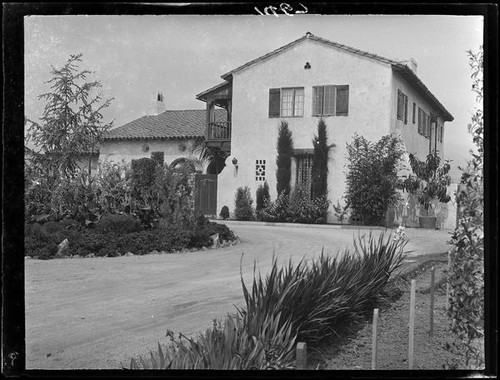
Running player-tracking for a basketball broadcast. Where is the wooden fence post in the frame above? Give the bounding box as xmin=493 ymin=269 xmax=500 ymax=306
xmin=371 ymin=308 xmax=379 ymax=370
xmin=296 ymin=342 xmax=307 ymax=370
xmin=408 ymin=279 xmax=416 ymax=369
xmin=429 ymin=266 xmax=435 ymax=336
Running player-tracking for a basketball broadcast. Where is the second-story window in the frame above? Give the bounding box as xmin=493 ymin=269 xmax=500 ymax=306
xmin=418 ymin=107 xmax=431 ymax=138
xmin=312 ymin=85 xmax=349 ymax=116
xmin=269 ymin=87 xmax=304 ymax=118
xmin=397 ymin=89 xmax=408 ymax=124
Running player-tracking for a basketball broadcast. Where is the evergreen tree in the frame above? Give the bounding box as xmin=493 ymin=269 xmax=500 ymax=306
xmin=26 ymin=53 xmax=114 ymax=180
xmin=311 ymin=118 xmax=334 ymax=199
xmin=276 ymin=121 xmax=294 ymax=196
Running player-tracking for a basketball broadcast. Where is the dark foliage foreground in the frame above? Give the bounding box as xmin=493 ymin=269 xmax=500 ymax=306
xmin=129 ymin=231 xmax=406 ymax=369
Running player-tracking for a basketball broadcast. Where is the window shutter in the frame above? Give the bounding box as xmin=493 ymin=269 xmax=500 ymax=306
xmin=336 ymin=86 xmax=349 ymax=116
xmin=397 ymin=90 xmax=402 ymax=120
xmin=404 ymin=95 xmax=408 ymax=124
xmin=417 ymin=108 xmax=422 ymax=134
xmin=412 ymin=103 xmax=416 ymax=124
xmin=312 ymin=86 xmax=324 ymax=116
xmin=269 ymin=88 xmax=280 ymax=118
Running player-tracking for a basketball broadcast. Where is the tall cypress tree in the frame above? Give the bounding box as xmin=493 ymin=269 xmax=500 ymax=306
xmin=311 ymin=118 xmax=334 ymax=199
xmin=276 ymin=121 xmax=294 ymax=196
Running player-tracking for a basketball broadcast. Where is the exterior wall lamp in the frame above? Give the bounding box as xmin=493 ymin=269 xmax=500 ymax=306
xmin=232 ymin=157 xmax=238 ymax=168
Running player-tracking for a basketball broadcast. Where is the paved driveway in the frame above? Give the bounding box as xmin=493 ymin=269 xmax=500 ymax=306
xmin=25 ymin=222 xmax=452 ymax=369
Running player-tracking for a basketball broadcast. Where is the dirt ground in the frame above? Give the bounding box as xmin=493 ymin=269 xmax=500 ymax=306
xmin=313 ymin=252 xmax=484 ymax=370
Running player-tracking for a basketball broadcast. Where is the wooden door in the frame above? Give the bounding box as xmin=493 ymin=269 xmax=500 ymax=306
xmin=194 ymin=174 xmax=218 ymax=216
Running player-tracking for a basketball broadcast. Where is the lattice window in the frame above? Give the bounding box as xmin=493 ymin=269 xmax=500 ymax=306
xmin=256 ymin=159 xmax=266 ymax=181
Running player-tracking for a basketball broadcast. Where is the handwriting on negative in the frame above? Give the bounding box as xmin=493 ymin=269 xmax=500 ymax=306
xmin=255 ymin=3 xmax=308 ymax=17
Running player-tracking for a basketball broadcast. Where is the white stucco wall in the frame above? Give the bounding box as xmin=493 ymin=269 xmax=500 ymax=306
xmin=216 ymin=39 xmax=395 ymax=221
xmin=99 ymin=139 xmax=201 ymax=167
xmin=390 ymin=71 xmax=446 ymax=162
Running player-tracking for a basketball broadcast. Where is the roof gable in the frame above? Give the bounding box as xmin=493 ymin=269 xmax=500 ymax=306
xmin=218 ymin=32 xmax=453 ymax=121
xmin=104 ymin=109 xmax=226 ymax=141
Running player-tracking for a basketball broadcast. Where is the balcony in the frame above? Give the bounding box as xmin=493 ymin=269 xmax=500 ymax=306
xmin=208 ymin=121 xmax=231 ymax=141
xmin=196 ymin=80 xmax=233 ymax=153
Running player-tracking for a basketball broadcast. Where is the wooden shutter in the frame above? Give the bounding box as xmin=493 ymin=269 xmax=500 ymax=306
xmin=412 ymin=103 xmax=416 ymax=124
xmin=397 ymin=90 xmax=402 ymax=120
xmin=312 ymin=86 xmax=324 ymax=116
xmin=269 ymin=88 xmax=280 ymax=118
xmin=336 ymin=86 xmax=349 ymax=116
xmin=404 ymin=95 xmax=408 ymax=124
xmin=417 ymin=108 xmax=422 ymax=134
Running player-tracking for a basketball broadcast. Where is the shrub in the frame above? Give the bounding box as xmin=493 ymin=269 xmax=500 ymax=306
xmin=255 ymin=182 xmax=270 ymax=220
xmin=48 ymin=170 xmax=102 ymax=225
xmin=345 ymin=133 xmax=404 ymax=226
xmin=25 ymin=221 xmax=81 ymax=258
xmin=276 ymin=121 xmax=293 ymax=196
xmin=94 ymin=160 xmax=132 ymax=215
xmin=94 ymin=213 xmax=143 ymax=234
xmin=219 ymin=205 xmax=230 ymax=220
xmin=239 ymin=232 xmax=406 ymax=345
xmin=258 ymin=187 xmax=330 ymax=224
xmin=234 ymin=187 xmax=255 ymax=221
xmin=24 ymin=228 xmax=58 ymax=259
xmin=206 ymin=221 xmax=237 ymax=243
xmin=153 ymin=164 xmax=196 ymax=229
xmin=189 ymin=213 xmax=237 ymax=247
xmin=259 ymin=191 xmax=290 ymax=223
xmin=288 ymin=185 xmax=330 ymax=224
xmin=447 ymin=46 xmax=484 ymax=369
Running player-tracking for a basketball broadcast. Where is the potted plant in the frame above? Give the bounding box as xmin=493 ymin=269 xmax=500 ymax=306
xmin=403 ymin=152 xmax=452 ymax=229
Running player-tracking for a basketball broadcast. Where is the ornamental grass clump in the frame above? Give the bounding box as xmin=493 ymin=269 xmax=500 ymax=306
xmin=239 ymin=231 xmax=406 ymax=345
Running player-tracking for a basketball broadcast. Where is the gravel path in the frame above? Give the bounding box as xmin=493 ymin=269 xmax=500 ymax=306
xmin=25 ymin=223 xmax=452 ymax=369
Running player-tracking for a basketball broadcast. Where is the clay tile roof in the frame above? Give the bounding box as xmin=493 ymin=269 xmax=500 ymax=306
xmin=104 ymin=109 xmax=226 ymax=141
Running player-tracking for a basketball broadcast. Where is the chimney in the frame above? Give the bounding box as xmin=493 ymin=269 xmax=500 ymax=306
xmin=156 ymin=92 xmax=166 ymax=114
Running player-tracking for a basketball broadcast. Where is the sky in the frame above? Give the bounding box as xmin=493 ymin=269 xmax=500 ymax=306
xmin=24 ymin=14 xmax=483 ymax=182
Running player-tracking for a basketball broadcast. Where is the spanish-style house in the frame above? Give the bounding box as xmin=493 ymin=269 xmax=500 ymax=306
xmin=196 ymin=32 xmax=454 ymax=224
xmin=100 ymin=94 xmax=225 ymax=170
